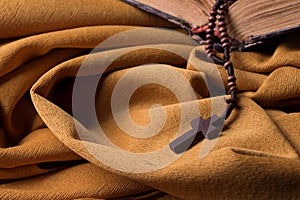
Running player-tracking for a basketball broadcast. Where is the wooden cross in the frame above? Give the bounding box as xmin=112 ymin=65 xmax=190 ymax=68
xmin=169 ymin=115 xmax=224 ymax=154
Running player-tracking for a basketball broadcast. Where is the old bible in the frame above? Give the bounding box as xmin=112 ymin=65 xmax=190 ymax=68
xmin=123 ymin=0 xmax=300 ymax=50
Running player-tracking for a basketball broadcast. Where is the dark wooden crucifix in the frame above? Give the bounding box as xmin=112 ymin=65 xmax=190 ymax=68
xmin=169 ymin=115 xmax=224 ymax=154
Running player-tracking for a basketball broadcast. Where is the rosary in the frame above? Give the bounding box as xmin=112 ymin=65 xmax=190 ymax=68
xmin=169 ymin=0 xmax=238 ymax=153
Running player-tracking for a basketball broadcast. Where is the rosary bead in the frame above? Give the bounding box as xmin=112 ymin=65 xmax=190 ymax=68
xmin=224 ymin=52 xmax=230 ymax=61
xmin=205 ymin=48 xmax=213 ymax=54
xmin=231 ymin=89 xmax=238 ymax=96
xmin=227 ymin=66 xmax=235 ymax=76
xmin=210 ymin=10 xmax=217 ymax=16
xmin=218 ymin=10 xmax=226 ymax=16
xmin=208 ymin=22 xmax=216 ymax=29
xmin=206 ymin=28 xmax=214 ymax=35
xmin=223 ymin=47 xmax=230 ymax=61
xmin=207 ymin=52 xmax=214 ymax=58
xmin=224 ymin=61 xmax=232 ymax=69
xmin=220 ymin=32 xmax=229 ymax=38
xmin=222 ymin=42 xmax=231 ymax=48
xmin=220 ymin=4 xmax=228 ymax=11
xmin=217 ymin=15 xmax=225 ymax=21
xmin=220 ymin=4 xmax=225 ymax=10
xmin=205 ymin=44 xmax=213 ymax=50
xmin=228 ymin=81 xmax=236 ymax=88
xmin=213 ymin=0 xmax=224 ymax=10
xmin=206 ymin=34 xmax=214 ymax=40
xmin=219 ymin=26 xmax=227 ymax=33
xmin=219 ymin=21 xmax=227 ymax=27
xmin=223 ymin=46 xmax=230 ymax=54
xmin=206 ymin=39 xmax=214 ymax=44
xmin=221 ymin=37 xmax=230 ymax=44
xmin=208 ymin=16 xmax=216 ymax=22
xmin=228 ymin=86 xmax=237 ymax=94
xmin=228 ymin=76 xmax=236 ymax=82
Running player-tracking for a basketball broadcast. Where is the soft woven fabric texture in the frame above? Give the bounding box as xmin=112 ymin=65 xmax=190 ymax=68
xmin=0 ymin=0 xmax=299 ymax=199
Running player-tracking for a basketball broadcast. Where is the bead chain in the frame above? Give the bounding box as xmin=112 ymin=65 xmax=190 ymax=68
xmin=205 ymin=0 xmax=238 ymax=119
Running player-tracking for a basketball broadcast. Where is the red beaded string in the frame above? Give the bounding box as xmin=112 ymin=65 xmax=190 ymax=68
xmin=205 ymin=0 xmax=238 ymax=119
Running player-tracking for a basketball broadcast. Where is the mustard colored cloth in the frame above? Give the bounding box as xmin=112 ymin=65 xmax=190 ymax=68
xmin=0 ymin=0 xmax=299 ymax=199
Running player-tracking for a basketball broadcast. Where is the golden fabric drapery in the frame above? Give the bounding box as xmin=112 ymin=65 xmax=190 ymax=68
xmin=0 ymin=0 xmax=299 ymax=199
